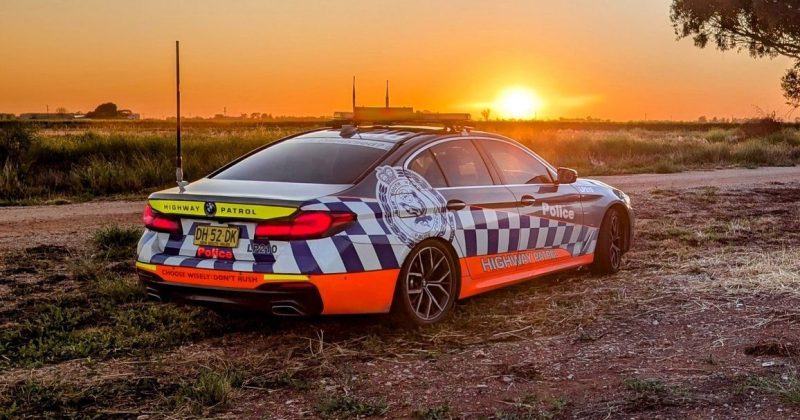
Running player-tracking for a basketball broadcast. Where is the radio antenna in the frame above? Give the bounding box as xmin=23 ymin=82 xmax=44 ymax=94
xmin=352 ymin=76 xmax=356 ymax=112
xmin=175 ymin=41 xmax=188 ymax=192
xmin=385 ymin=80 xmax=389 ymax=108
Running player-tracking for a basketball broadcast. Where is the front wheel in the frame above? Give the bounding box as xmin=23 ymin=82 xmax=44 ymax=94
xmin=392 ymin=240 xmax=458 ymax=327
xmin=590 ymin=207 xmax=625 ymax=275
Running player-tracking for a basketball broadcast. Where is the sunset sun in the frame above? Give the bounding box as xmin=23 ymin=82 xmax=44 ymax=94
xmin=495 ymin=87 xmax=543 ymax=120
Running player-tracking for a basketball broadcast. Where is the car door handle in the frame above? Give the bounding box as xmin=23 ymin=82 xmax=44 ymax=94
xmin=446 ymin=199 xmax=467 ymax=211
xmin=520 ymin=195 xmax=536 ymax=207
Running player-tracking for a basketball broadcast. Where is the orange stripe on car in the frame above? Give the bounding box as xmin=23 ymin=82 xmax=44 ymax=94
xmin=459 ymin=250 xmax=593 ymax=298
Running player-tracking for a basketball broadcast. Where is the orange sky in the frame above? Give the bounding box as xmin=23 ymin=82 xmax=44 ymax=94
xmin=0 ymin=0 xmax=794 ymax=121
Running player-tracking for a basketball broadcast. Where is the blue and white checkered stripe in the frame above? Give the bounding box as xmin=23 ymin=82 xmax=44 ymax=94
xmin=451 ymin=206 xmax=597 ymax=258
xmin=137 ymin=196 xmax=598 ymax=275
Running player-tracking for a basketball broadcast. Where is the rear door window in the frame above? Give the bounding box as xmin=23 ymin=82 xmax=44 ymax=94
xmin=430 ymin=140 xmax=494 ymax=187
xmin=212 ymin=138 xmax=391 ymax=184
xmin=408 ymin=149 xmax=447 ymax=187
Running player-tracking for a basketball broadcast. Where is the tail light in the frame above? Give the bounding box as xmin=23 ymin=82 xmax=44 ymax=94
xmin=255 ymin=211 xmax=356 ymax=240
xmin=143 ymin=204 xmax=182 ymax=234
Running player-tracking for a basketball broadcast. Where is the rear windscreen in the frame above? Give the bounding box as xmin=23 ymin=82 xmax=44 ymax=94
xmin=211 ymin=137 xmax=392 ymax=184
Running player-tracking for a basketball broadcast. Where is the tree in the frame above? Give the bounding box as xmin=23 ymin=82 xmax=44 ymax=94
xmin=481 ymin=108 xmax=492 ymax=121
xmin=55 ymin=107 xmax=68 ymax=114
xmin=85 ymin=102 xmax=119 ymax=119
xmin=671 ymin=0 xmax=800 ymax=106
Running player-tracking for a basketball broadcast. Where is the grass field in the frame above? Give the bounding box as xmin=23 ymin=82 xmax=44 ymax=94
xmin=1 ymin=120 xmax=799 ymax=204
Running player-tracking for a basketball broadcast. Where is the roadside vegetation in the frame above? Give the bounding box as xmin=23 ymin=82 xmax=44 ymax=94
xmin=1 ymin=119 xmax=799 ymax=204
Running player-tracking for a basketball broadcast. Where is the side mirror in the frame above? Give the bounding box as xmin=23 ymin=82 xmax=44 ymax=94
xmin=557 ymin=167 xmax=578 ymax=184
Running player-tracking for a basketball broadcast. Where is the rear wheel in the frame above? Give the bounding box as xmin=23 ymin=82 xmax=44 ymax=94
xmin=392 ymin=240 xmax=458 ymax=327
xmin=590 ymin=207 xmax=625 ymax=274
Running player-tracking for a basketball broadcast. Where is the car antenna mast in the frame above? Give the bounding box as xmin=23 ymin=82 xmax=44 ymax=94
xmin=175 ymin=40 xmax=188 ymax=192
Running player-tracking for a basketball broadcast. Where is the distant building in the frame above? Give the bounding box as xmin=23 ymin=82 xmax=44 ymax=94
xmin=118 ymin=109 xmax=141 ymax=120
xmin=0 ymin=113 xmax=15 ymax=120
xmin=18 ymin=113 xmax=76 ymax=120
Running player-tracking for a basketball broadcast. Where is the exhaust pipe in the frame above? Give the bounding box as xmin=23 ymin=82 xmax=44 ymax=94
xmin=271 ymin=305 xmax=303 ymax=316
xmin=145 ymin=287 xmax=163 ymax=302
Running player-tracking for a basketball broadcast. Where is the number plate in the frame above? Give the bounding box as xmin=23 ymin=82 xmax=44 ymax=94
xmin=193 ymin=225 xmax=240 ymax=248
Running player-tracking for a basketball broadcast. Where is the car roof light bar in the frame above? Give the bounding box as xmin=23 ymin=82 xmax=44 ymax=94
xmin=331 ymin=106 xmax=471 ymax=128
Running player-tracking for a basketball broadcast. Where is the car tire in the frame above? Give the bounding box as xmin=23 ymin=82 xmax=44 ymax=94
xmin=391 ymin=240 xmax=459 ymax=327
xmin=590 ymin=207 xmax=625 ymax=275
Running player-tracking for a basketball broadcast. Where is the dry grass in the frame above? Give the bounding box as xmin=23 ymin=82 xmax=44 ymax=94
xmin=2 ymin=121 xmax=800 ymax=203
xmin=688 ymin=249 xmax=800 ymax=297
xmin=2 ymin=184 xmax=800 ymax=417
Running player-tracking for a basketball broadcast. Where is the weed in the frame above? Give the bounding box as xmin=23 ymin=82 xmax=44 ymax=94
xmin=623 ymin=377 xmax=669 ymax=394
xmin=622 ymin=377 xmax=685 ymax=410
xmin=739 ymin=375 xmax=800 ymax=404
xmin=412 ymin=403 xmax=451 ymax=420
xmin=315 ymin=394 xmax=389 ymax=419
xmin=175 ymin=369 xmax=241 ymax=413
xmin=493 ymin=394 xmax=567 ymax=419
xmin=269 ymin=370 xmax=312 ymax=390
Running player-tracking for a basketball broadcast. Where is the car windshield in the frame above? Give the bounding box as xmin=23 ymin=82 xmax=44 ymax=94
xmin=211 ymin=137 xmax=392 ymax=184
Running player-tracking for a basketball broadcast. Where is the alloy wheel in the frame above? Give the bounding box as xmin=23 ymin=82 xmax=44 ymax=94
xmin=405 ymin=246 xmax=454 ymax=321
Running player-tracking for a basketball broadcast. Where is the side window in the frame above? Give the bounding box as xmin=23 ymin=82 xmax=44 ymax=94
xmin=408 ymin=149 xmax=447 ymax=188
xmin=430 ymin=140 xmax=494 ymax=187
xmin=479 ymin=140 xmax=552 ymax=184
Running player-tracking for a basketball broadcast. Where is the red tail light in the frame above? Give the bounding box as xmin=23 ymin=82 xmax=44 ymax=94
xmin=255 ymin=211 xmax=356 ymax=240
xmin=143 ymin=204 xmax=182 ymax=234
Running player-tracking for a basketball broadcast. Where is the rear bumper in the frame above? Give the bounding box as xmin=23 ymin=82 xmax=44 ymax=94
xmin=138 ymin=269 xmax=323 ymax=316
xmin=136 ymin=262 xmax=400 ymax=315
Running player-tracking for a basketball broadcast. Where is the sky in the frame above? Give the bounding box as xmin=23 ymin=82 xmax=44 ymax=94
xmin=0 ymin=0 xmax=794 ymax=121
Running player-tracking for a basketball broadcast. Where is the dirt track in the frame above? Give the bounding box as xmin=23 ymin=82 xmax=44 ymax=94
xmin=1 ymin=166 xmax=797 ymax=251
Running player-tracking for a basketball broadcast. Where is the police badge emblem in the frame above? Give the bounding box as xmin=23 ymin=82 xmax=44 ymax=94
xmin=375 ymin=166 xmax=455 ymax=248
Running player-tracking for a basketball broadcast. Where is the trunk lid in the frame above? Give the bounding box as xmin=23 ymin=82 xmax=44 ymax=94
xmin=147 ymin=179 xmax=352 ymax=264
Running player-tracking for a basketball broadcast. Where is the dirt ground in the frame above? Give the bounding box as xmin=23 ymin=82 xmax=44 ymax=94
xmin=1 ymin=167 xmax=800 ymax=419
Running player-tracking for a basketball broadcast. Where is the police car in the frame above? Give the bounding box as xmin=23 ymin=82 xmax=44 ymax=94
xmin=136 ymin=107 xmax=633 ymax=325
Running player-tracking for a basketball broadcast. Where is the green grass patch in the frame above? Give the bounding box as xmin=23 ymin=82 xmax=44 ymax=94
xmin=0 ymin=300 xmax=221 ymax=368
xmin=623 ymin=377 xmax=670 ymax=394
xmin=92 ymin=225 xmax=141 ymax=260
xmin=315 ymin=394 xmax=389 ymax=419
xmin=173 ymin=368 xmax=242 ymax=414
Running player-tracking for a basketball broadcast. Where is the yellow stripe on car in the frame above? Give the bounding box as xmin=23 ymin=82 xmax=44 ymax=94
xmin=149 ymin=199 xmax=295 ymax=220
xmin=263 ymin=274 xmax=309 ymax=282
xmin=136 ymin=262 xmax=157 ymax=272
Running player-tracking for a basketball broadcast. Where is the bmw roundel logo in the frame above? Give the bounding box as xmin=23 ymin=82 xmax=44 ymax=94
xmin=204 ymin=201 xmax=216 ymax=217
